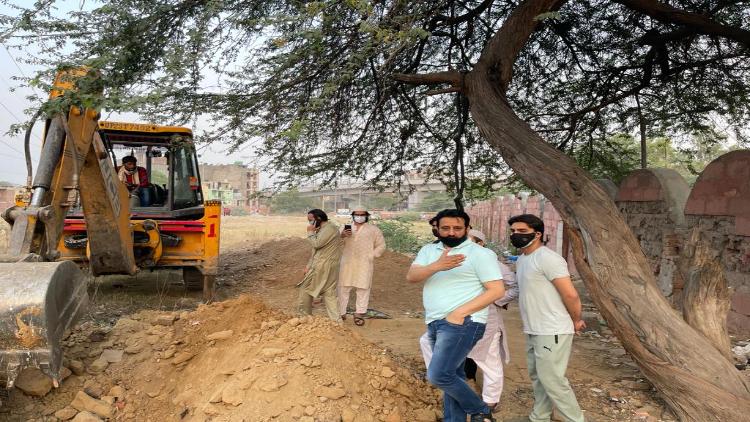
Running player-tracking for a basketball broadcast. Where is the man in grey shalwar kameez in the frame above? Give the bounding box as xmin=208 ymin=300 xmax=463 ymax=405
xmin=298 ymin=209 xmax=342 ymax=321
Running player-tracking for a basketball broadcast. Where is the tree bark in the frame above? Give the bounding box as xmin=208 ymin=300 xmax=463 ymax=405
xmin=680 ymin=227 xmax=733 ymax=362
xmin=467 ymin=1 xmax=749 ymax=420
xmin=463 ymin=70 xmax=750 ymax=422
xmin=394 ymin=0 xmax=750 ymax=418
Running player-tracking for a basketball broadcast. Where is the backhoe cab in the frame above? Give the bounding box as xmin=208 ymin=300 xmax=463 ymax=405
xmin=60 ymin=121 xmax=221 ymax=292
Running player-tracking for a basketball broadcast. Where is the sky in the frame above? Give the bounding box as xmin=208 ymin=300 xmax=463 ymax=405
xmin=0 ymin=1 xmax=270 ymax=187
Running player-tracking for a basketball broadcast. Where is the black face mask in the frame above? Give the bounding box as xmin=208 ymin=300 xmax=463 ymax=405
xmin=431 ymin=228 xmax=439 ymax=237
xmin=510 ymin=232 xmax=537 ymax=249
xmin=439 ymin=235 xmax=467 ymax=248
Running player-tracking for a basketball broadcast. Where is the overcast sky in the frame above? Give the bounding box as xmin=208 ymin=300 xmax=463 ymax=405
xmin=0 ymin=1 xmax=271 ymax=187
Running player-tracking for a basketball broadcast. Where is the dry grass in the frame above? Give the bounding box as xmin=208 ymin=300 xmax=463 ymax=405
xmin=220 ymin=215 xmax=310 ymax=247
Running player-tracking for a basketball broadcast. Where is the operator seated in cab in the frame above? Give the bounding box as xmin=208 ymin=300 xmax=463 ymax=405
xmin=118 ymin=155 xmax=151 ymax=208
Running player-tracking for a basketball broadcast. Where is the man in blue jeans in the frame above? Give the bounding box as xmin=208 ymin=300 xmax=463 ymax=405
xmin=407 ymin=209 xmax=506 ymax=422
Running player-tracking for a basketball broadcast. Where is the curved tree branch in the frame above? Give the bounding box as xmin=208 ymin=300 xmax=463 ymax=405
xmin=614 ymin=0 xmax=750 ymax=47
xmin=391 ymin=70 xmax=462 ymax=86
xmin=475 ymin=0 xmax=567 ymax=94
xmin=434 ymin=0 xmax=496 ymax=25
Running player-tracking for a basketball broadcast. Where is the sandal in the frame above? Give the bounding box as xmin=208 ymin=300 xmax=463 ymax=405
xmin=353 ymin=313 xmax=366 ymax=326
xmin=469 ymin=413 xmax=496 ymax=422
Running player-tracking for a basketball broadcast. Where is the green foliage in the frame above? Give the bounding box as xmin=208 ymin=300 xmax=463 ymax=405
xmin=1 ymin=0 xmax=747 ymax=197
xmin=269 ymin=188 xmax=317 ymax=214
xmin=646 ymin=130 xmax=735 ymax=184
xmin=570 ymin=130 xmax=735 ymax=185
xmin=573 ymin=133 xmax=640 ymax=184
xmin=394 ymin=212 xmax=421 ymax=222
xmin=375 ymin=220 xmax=427 ymax=254
xmin=362 ymin=193 xmax=399 ymax=211
xmin=418 ymin=192 xmax=455 ymax=212
xmin=151 ymin=170 xmax=168 ymax=186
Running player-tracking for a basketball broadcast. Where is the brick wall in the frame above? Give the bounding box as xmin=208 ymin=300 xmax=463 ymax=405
xmin=684 ymin=150 xmax=750 ymax=333
xmin=465 ymin=150 xmax=750 ymax=335
xmin=615 ymin=168 xmax=690 ymax=299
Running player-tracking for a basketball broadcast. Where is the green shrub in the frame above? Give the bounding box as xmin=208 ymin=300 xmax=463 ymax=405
xmin=376 ymin=220 xmax=428 ymax=254
xmin=395 ymin=212 xmax=421 ymax=222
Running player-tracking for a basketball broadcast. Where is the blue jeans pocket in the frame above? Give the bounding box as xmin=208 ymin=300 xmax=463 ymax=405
xmin=444 ymin=315 xmax=472 ymax=327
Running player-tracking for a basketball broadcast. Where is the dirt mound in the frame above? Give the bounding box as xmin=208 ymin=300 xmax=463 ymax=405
xmin=5 ymin=295 xmax=440 ymax=422
xmin=220 ymin=237 xmax=423 ymax=316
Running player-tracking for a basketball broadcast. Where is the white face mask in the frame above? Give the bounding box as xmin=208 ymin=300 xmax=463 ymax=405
xmin=353 ymin=216 xmax=367 ymax=224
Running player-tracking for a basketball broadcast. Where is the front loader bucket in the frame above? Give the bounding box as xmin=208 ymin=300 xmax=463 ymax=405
xmin=0 ymin=261 xmax=88 ymax=389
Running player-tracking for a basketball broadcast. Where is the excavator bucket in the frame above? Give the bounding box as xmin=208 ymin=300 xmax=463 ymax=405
xmin=0 ymin=261 xmax=88 ymax=390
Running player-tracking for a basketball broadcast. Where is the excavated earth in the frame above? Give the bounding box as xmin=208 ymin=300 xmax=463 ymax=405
xmin=4 ymin=219 xmax=742 ymax=422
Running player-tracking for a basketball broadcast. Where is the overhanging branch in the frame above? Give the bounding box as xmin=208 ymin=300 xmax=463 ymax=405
xmin=615 ymin=0 xmax=750 ymax=48
xmin=475 ymin=0 xmax=567 ymax=94
xmin=434 ymin=0 xmax=496 ymax=25
xmin=391 ymin=70 xmax=462 ymax=86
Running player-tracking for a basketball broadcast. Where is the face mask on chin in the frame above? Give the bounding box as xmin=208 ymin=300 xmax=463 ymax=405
xmin=439 ymin=235 xmax=467 ymax=248
xmin=510 ymin=232 xmax=537 ymax=249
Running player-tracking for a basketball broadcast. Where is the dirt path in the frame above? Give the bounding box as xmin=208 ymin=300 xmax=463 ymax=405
xmin=2 ymin=216 xmax=678 ymax=421
xmin=217 ymin=237 xmax=675 ymax=422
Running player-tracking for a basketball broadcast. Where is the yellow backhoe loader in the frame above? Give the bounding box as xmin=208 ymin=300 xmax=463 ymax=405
xmin=0 ymin=70 xmax=220 ymax=398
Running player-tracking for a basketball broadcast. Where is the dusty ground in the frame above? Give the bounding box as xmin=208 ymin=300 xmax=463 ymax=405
xmin=0 ymin=215 xmax=699 ymax=421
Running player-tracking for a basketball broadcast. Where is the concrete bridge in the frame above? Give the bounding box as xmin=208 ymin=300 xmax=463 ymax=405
xmin=297 ymin=175 xmax=446 ymax=210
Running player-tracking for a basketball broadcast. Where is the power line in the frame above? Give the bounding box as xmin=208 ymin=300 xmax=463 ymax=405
xmin=3 ymin=45 xmax=28 ymax=79
xmin=0 ymin=100 xmax=28 ymax=129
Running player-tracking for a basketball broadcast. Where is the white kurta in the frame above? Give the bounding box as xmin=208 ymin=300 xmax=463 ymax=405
xmin=338 ymin=223 xmax=386 ymax=289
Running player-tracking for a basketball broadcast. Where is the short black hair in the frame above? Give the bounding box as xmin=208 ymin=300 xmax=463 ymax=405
xmin=428 ymin=216 xmax=438 ymax=226
xmin=435 ymin=209 xmax=470 ymax=228
xmin=307 ymin=208 xmax=328 ymax=221
xmin=122 ymin=155 xmax=137 ymax=164
xmin=508 ymin=214 xmax=544 ymax=235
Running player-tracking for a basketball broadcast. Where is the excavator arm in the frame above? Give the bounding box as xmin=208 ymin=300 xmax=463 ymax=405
xmin=0 ymin=70 xmax=136 ymax=392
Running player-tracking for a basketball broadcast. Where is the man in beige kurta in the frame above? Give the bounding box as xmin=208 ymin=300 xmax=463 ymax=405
xmin=299 ymin=209 xmax=342 ymax=321
xmin=338 ymin=206 xmax=386 ymax=318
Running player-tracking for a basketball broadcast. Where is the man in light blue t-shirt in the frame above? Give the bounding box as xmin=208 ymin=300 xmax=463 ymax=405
xmin=407 ymin=209 xmax=505 ymax=422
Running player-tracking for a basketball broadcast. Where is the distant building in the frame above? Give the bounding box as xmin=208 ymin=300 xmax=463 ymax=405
xmin=297 ymin=171 xmax=447 ymax=211
xmin=0 ymin=184 xmax=18 ymax=211
xmin=199 ymin=163 xmax=259 ymax=209
xmin=202 ymin=180 xmax=235 ymax=204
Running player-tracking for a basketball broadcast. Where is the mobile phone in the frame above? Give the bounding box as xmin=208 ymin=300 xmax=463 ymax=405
xmin=344 ymin=224 xmax=352 ymax=231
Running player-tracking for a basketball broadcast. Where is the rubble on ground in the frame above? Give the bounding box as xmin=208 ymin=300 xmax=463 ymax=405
xmin=4 ymin=295 xmax=440 ymax=421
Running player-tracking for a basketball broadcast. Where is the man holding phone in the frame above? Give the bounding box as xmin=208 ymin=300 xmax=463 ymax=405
xmin=338 ymin=206 xmax=386 ymax=322
xmin=298 ymin=209 xmax=342 ymax=321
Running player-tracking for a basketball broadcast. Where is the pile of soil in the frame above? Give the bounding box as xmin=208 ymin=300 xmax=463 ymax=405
xmin=4 ymin=295 xmax=441 ymax=422
xmin=217 ymin=237 xmax=423 ymax=316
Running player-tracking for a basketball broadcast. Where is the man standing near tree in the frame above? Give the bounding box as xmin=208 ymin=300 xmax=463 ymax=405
xmin=338 ymin=206 xmax=386 ymax=321
xmin=509 ymin=214 xmax=585 ymax=422
xmin=299 ymin=209 xmax=342 ymax=322
xmin=407 ymin=209 xmax=505 ymax=422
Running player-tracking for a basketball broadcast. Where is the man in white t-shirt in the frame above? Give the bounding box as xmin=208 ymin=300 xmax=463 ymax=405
xmin=509 ymin=214 xmax=585 ymax=422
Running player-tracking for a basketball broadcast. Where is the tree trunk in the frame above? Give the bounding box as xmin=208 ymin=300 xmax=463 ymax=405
xmin=680 ymin=227 xmax=733 ymax=362
xmin=464 ymin=71 xmax=750 ymax=421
